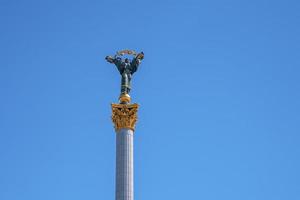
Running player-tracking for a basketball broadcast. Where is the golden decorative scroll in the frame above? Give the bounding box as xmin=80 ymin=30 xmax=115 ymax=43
xmin=116 ymin=49 xmax=137 ymax=56
xmin=111 ymin=103 xmax=139 ymax=132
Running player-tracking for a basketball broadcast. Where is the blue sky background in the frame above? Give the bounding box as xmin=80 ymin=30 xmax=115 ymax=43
xmin=1 ymin=0 xmax=300 ymax=199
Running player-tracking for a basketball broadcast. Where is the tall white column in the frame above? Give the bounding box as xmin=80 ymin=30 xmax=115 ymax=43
xmin=115 ymin=128 xmax=134 ymax=200
xmin=111 ymin=103 xmax=138 ymax=200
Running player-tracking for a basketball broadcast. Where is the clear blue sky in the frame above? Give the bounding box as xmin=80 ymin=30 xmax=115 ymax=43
xmin=1 ymin=0 xmax=300 ymax=199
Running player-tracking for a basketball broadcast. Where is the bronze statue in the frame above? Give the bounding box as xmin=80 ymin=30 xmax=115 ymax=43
xmin=106 ymin=50 xmax=144 ymax=96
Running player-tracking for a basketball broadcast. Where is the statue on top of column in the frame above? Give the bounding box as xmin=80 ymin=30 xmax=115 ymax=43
xmin=105 ymin=50 xmax=144 ymax=96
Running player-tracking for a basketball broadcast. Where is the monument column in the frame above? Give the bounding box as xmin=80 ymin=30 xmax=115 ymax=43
xmin=112 ymin=97 xmax=138 ymax=200
xmin=106 ymin=49 xmax=143 ymax=200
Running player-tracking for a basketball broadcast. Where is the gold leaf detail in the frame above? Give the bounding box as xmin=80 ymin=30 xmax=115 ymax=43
xmin=111 ymin=103 xmax=139 ymax=132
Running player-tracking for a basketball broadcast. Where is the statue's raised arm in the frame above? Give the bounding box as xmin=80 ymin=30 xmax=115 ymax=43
xmin=106 ymin=55 xmax=124 ymax=74
xmin=130 ymin=52 xmax=144 ymax=74
xmin=105 ymin=55 xmax=114 ymax=63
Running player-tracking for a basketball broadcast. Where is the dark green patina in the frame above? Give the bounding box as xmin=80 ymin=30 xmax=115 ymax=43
xmin=106 ymin=51 xmax=144 ymax=95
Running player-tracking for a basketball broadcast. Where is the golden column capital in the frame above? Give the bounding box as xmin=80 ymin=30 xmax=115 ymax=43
xmin=111 ymin=103 xmax=139 ymax=132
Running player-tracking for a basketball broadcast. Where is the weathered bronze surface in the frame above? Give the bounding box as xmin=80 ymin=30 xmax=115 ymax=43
xmin=105 ymin=50 xmax=144 ymax=96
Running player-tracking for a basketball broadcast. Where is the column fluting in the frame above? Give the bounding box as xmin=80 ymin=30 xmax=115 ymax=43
xmin=115 ymin=128 xmax=134 ymax=200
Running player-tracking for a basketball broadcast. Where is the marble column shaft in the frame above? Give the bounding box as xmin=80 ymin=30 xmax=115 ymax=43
xmin=115 ymin=128 xmax=134 ymax=200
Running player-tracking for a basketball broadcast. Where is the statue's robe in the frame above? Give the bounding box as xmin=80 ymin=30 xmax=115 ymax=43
xmin=113 ymin=57 xmax=141 ymax=94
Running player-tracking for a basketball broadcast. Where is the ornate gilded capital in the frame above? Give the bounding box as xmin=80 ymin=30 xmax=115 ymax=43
xmin=111 ymin=103 xmax=139 ymax=132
